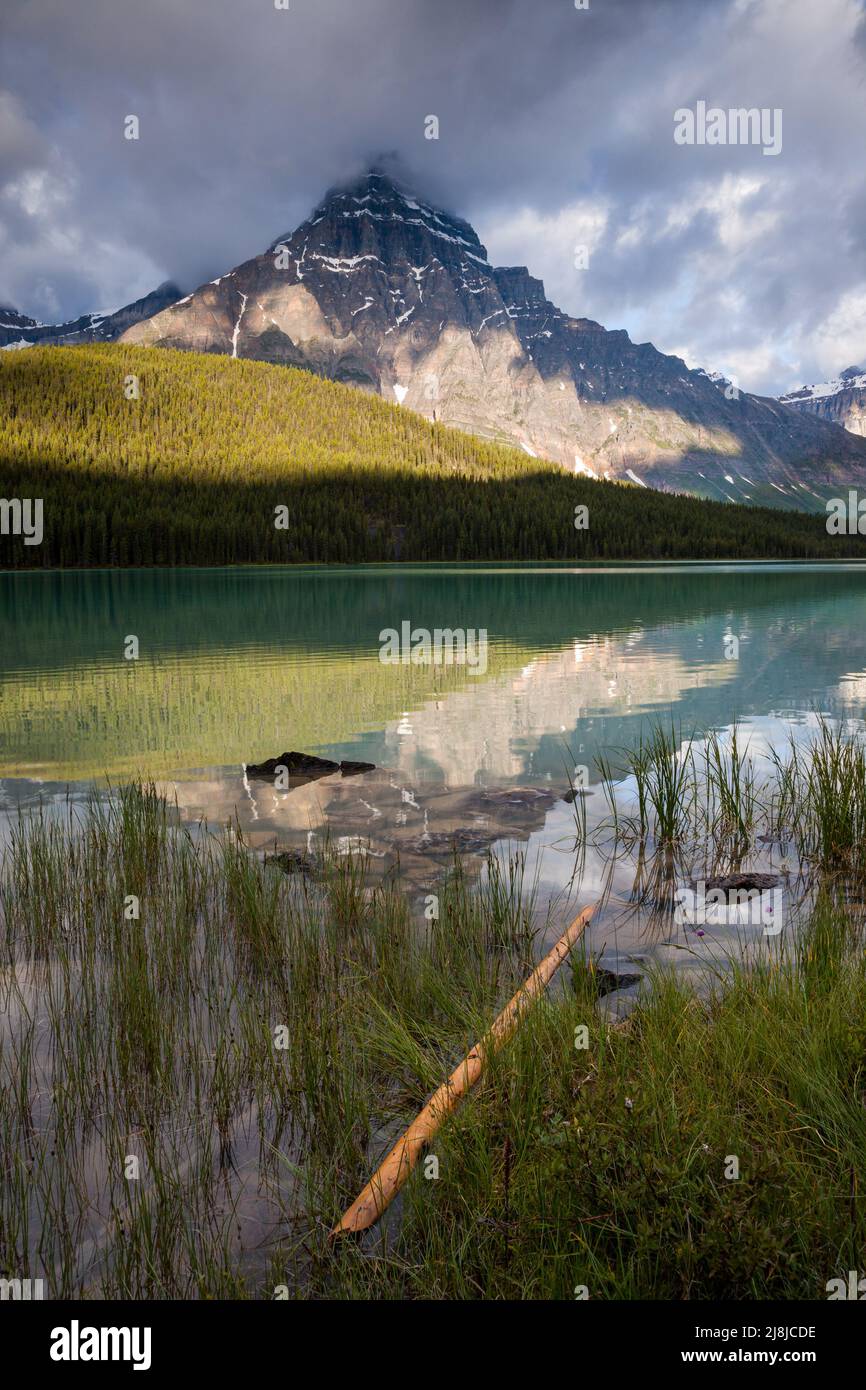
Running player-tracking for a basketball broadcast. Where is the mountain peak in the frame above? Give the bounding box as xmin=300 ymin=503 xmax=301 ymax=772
xmin=270 ymin=164 xmax=490 ymax=272
xmin=313 ymin=165 xmax=421 ymax=216
xmin=119 ymin=170 xmax=866 ymax=501
xmin=311 ymin=166 xmax=474 ymax=232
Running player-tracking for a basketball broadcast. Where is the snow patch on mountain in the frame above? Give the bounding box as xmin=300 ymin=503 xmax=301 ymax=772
xmin=781 ymin=366 xmax=866 ymax=403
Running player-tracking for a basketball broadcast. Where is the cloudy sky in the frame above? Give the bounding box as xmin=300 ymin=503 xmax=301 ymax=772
xmin=2 ymin=0 xmax=865 ymax=395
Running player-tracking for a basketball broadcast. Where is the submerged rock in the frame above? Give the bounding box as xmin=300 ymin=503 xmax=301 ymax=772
xmin=480 ymin=787 xmax=557 ymax=811
xmin=574 ymin=965 xmax=642 ymax=998
xmin=265 ymin=849 xmax=320 ymax=878
xmin=703 ymin=872 xmax=780 ymax=892
xmin=404 ymin=828 xmax=501 ymax=856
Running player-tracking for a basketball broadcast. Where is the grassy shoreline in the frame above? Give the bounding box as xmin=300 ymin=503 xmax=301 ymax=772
xmin=2 ymin=741 xmax=865 ymax=1299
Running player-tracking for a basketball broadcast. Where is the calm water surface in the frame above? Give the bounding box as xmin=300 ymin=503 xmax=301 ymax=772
xmin=3 ymin=562 xmax=866 ymax=979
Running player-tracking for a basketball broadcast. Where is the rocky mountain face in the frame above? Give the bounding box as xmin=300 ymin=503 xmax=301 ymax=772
xmin=0 ymin=282 xmax=181 ymax=350
xmin=780 ymin=367 xmax=866 ymax=440
xmin=117 ymin=169 xmax=866 ymax=509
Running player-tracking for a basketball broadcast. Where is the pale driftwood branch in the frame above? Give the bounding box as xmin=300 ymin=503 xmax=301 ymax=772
xmin=331 ymin=902 xmax=596 ymax=1237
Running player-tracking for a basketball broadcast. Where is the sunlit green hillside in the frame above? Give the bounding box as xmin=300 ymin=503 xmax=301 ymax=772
xmin=2 ymin=344 xmax=864 ymax=566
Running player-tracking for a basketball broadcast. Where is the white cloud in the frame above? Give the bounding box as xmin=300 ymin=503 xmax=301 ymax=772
xmin=480 ymin=199 xmax=610 ymax=302
xmin=662 ymin=175 xmax=780 ymax=252
xmin=1 ymin=0 xmax=865 ymax=397
xmin=811 ymin=287 xmax=866 ymax=376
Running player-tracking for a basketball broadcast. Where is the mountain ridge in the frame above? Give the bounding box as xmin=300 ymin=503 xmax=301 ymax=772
xmin=780 ymin=366 xmax=866 ymax=439
xmin=0 ymin=282 xmax=182 ymax=350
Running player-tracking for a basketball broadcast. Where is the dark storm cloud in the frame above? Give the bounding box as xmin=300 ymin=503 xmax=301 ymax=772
xmin=1 ymin=0 xmax=865 ymax=393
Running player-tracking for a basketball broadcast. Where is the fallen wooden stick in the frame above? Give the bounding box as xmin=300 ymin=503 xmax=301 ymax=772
xmin=330 ymin=901 xmax=596 ymax=1238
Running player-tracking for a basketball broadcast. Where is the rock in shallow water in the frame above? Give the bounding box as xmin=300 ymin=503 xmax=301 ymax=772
xmin=702 ymin=872 xmax=780 ymax=892
xmin=245 ymin=751 xmax=375 ymax=779
xmin=404 ymin=828 xmax=502 ymax=856
xmin=265 ymin=849 xmax=320 ymax=878
xmin=572 ymin=963 xmax=642 ymax=998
